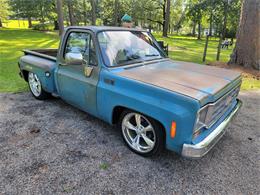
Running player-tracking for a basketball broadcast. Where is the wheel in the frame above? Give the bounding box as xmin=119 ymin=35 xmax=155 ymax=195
xmin=28 ymin=72 xmax=50 ymax=100
xmin=120 ymin=110 xmax=164 ymax=156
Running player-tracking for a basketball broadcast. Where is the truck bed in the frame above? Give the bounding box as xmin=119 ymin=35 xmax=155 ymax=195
xmin=23 ymin=49 xmax=57 ymax=61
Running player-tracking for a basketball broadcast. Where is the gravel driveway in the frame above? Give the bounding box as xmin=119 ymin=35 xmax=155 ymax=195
xmin=0 ymin=91 xmax=259 ymax=194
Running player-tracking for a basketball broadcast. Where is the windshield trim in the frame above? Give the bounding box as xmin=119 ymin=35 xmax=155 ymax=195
xmin=106 ymin=57 xmax=170 ymax=69
xmin=96 ymin=30 xmax=167 ymax=67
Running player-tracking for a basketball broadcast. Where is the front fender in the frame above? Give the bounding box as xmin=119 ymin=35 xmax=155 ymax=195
xmin=97 ymin=69 xmax=200 ymax=153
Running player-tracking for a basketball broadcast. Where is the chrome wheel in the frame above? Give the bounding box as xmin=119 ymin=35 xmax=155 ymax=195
xmin=122 ymin=113 xmax=156 ymax=153
xmin=28 ymin=72 xmax=41 ymax=97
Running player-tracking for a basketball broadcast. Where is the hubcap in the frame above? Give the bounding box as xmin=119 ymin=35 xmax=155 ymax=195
xmin=122 ymin=113 xmax=156 ymax=153
xmin=28 ymin=72 xmax=41 ymax=97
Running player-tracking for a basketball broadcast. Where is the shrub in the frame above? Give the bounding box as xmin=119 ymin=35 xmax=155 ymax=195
xmin=32 ymin=22 xmax=54 ymax=31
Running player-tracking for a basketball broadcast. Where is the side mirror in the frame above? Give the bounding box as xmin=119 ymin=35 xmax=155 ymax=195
xmin=65 ymin=52 xmax=83 ymax=65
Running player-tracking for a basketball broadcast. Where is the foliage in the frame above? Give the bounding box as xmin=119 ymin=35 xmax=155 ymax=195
xmin=0 ymin=0 xmax=11 ymax=20
xmin=32 ymin=22 xmax=54 ymax=31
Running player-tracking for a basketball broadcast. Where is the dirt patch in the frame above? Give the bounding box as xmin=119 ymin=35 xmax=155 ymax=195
xmin=208 ymin=61 xmax=260 ymax=80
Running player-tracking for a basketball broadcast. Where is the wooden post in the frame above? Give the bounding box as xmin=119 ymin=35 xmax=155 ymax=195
xmin=203 ymin=35 xmax=209 ymax=62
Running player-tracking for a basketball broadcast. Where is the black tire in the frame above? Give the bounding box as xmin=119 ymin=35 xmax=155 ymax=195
xmin=119 ymin=109 xmax=165 ymax=157
xmin=28 ymin=72 xmax=51 ymax=100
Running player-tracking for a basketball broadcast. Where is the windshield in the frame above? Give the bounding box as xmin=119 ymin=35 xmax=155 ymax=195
xmin=97 ymin=31 xmax=165 ymax=67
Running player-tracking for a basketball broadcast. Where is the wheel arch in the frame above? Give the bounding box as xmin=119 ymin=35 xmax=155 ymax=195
xmin=112 ymin=105 xmax=167 ymax=140
xmin=22 ymin=70 xmax=29 ymax=82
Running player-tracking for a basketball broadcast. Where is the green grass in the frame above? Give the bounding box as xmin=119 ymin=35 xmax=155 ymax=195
xmin=241 ymin=77 xmax=260 ymax=90
xmin=0 ymin=28 xmax=59 ymax=92
xmin=0 ymin=28 xmax=259 ymax=92
xmin=153 ymin=33 xmax=231 ymax=64
xmin=1 ymin=19 xmax=39 ymax=29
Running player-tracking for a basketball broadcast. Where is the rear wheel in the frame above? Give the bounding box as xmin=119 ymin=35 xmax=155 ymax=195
xmin=28 ymin=72 xmax=50 ymax=100
xmin=120 ymin=110 xmax=164 ymax=156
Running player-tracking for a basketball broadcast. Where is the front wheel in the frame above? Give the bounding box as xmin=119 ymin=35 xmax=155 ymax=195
xmin=120 ymin=110 xmax=164 ymax=157
xmin=28 ymin=72 xmax=50 ymax=100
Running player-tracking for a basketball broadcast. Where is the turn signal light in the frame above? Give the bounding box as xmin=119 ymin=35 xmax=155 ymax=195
xmin=170 ymin=121 xmax=176 ymax=138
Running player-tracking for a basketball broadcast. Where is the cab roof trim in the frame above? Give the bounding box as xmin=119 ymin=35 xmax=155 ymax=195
xmin=65 ymin=26 xmax=146 ymax=33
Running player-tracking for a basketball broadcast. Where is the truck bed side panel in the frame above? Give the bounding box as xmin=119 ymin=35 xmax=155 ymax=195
xmin=19 ymin=55 xmax=57 ymax=93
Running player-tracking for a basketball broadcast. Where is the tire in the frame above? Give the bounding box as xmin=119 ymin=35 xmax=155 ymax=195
xmin=28 ymin=72 xmax=50 ymax=100
xmin=119 ymin=109 xmax=165 ymax=157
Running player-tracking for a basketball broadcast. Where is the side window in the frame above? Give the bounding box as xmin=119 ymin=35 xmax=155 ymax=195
xmin=64 ymin=31 xmax=97 ymax=66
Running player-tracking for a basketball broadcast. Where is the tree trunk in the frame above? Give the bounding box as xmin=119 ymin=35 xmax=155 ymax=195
xmin=197 ymin=20 xmax=201 ymax=40
xmin=222 ymin=0 xmax=228 ymax=40
xmin=56 ymin=0 xmax=64 ymax=35
xmin=209 ymin=11 xmax=213 ymax=36
xmin=67 ymin=1 xmax=76 ymax=26
xmin=28 ymin=17 xmax=32 ymax=28
xmin=90 ymin=0 xmax=96 ymax=25
xmin=113 ymin=0 xmax=118 ymax=26
xmin=83 ymin=0 xmax=87 ymax=25
xmin=162 ymin=0 xmax=170 ymax=37
xmin=192 ymin=21 xmax=196 ymax=36
xmin=0 ymin=19 xmax=2 ymax=27
xmin=54 ymin=20 xmax=59 ymax=30
xmin=229 ymin=0 xmax=260 ymax=70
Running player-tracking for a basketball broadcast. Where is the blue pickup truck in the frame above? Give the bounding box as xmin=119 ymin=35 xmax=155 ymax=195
xmin=18 ymin=26 xmax=242 ymax=158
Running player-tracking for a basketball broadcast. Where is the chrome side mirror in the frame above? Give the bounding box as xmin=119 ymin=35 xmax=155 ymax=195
xmin=65 ymin=52 xmax=83 ymax=65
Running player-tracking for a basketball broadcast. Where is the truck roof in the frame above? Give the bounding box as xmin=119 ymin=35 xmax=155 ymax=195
xmin=65 ymin=26 xmax=146 ymax=33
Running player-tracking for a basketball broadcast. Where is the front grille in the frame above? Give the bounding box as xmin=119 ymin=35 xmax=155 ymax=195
xmin=204 ymin=86 xmax=240 ymax=128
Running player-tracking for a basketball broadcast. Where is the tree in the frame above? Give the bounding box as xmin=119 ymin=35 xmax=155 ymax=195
xmin=113 ymin=0 xmax=119 ymax=26
xmin=187 ymin=0 xmax=205 ymax=39
xmin=56 ymin=0 xmax=64 ymax=35
xmin=162 ymin=0 xmax=170 ymax=37
xmin=229 ymin=0 xmax=260 ymax=70
xmin=67 ymin=0 xmax=76 ymax=25
xmin=90 ymin=0 xmax=96 ymax=25
xmin=9 ymin=0 xmax=38 ymax=28
xmin=0 ymin=0 xmax=11 ymax=27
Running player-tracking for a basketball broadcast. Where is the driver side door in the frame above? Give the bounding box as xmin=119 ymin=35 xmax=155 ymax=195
xmin=56 ymin=30 xmax=99 ymax=116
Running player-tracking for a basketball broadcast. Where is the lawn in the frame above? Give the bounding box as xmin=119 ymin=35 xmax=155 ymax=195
xmin=0 ymin=27 xmax=259 ymax=92
xmin=1 ymin=19 xmax=39 ymax=29
xmin=0 ymin=28 xmax=59 ymax=92
xmin=153 ymin=33 xmax=231 ymax=64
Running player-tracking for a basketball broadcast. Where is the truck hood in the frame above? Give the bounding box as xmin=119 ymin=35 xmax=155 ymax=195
xmin=117 ymin=59 xmax=241 ymax=105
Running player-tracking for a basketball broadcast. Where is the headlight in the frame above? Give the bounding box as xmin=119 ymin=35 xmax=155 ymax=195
xmin=194 ymin=106 xmax=208 ymax=133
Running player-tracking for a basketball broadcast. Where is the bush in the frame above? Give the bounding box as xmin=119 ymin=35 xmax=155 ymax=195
xmin=32 ymin=23 xmax=54 ymax=31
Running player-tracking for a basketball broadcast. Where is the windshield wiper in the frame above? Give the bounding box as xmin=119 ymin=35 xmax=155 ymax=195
xmin=117 ymin=58 xmax=143 ymax=66
xmin=145 ymin=54 xmax=160 ymax=57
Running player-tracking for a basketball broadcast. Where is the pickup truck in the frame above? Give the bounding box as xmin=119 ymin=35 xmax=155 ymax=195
xmin=18 ymin=26 xmax=242 ymax=158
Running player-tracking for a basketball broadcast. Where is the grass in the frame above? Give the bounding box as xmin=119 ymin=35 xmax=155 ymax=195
xmin=153 ymin=33 xmax=231 ymax=64
xmin=0 ymin=28 xmax=59 ymax=92
xmin=0 ymin=26 xmax=259 ymax=92
xmin=1 ymin=19 xmax=39 ymax=29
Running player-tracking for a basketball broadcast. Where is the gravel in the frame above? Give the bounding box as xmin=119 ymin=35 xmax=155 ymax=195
xmin=0 ymin=91 xmax=259 ymax=194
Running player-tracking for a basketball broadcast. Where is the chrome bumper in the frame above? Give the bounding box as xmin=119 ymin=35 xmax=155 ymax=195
xmin=182 ymin=99 xmax=242 ymax=159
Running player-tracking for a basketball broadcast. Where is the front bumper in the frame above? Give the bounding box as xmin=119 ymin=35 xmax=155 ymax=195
xmin=182 ymin=99 xmax=242 ymax=158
